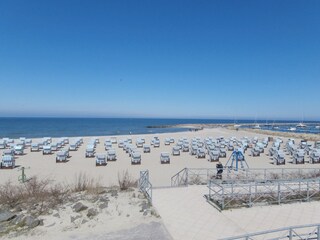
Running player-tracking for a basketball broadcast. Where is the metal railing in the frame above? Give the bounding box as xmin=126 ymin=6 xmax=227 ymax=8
xmin=139 ymin=170 xmax=152 ymax=203
xmin=207 ymin=178 xmax=320 ymax=210
xmin=220 ymin=223 xmax=320 ymax=240
xmin=171 ymin=167 xmax=320 ymax=187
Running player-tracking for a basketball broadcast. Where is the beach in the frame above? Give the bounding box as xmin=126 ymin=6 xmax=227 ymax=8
xmin=1 ymin=127 xmax=316 ymax=187
xmin=1 ymin=127 xmax=320 ymax=239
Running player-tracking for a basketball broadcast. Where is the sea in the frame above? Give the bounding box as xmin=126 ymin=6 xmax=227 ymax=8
xmin=0 ymin=118 xmax=319 ymax=139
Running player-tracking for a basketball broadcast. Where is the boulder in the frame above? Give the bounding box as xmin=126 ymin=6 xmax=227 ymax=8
xmin=24 ymin=216 xmax=40 ymax=228
xmin=98 ymin=202 xmax=108 ymax=209
xmin=140 ymin=201 xmax=149 ymax=212
xmin=72 ymin=202 xmax=88 ymax=212
xmin=0 ymin=210 xmax=16 ymax=223
xmin=99 ymin=196 xmax=109 ymax=202
xmin=138 ymin=193 xmax=145 ymax=199
xmin=12 ymin=214 xmax=25 ymax=226
xmin=97 ymin=188 xmax=107 ymax=195
xmin=86 ymin=208 xmax=98 ymax=218
xmin=53 ymin=213 xmax=60 ymax=218
xmin=109 ymin=189 xmax=118 ymax=197
xmin=81 ymin=219 xmax=88 ymax=224
xmin=70 ymin=214 xmax=82 ymax=223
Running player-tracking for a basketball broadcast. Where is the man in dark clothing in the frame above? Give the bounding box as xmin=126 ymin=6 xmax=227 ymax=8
xmin=216 ymin=161 xmax=223 ymax=179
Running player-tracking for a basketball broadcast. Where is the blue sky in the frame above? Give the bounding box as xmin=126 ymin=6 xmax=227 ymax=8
xmin=0 ymin=0 xmax=319 ymax=120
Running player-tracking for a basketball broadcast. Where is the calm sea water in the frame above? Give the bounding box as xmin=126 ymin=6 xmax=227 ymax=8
xmin=0 ymin=118 xmax=319 ymax=139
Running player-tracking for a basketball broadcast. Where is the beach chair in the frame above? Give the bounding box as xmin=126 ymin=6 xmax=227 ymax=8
xmin=51 ymin=143 xmax=58 ymax=151
xmin=85 ymin=146 xmax=95 ymax=158
xmin=153 ymin=139 xmax=160 ymax=148
xmin=43 ymin=145 xmax=52 ymax=155
xmin=14 ymin=145 xmax=24 ymax=155
xmin=118 ymin=140 xmax=124 ymax=148
xmin=2 ymin=149 xmax=14 ymax=156
xmin=256 ymin=142 xmax=265 ymax=153
xmin=131 ymin=152 xmax=141 ymax=165
xmin=309 ymin=149 xmax=320 ymax=164
xmin=273 ymin=150 xmax=285 ymax=165
xmin=62 ymin=137 xmax=69 ymax=144
xmin=1 ymin=155 xmax=15 ymax=169
xmin=251 ymin=147 xmax=260 ymax=157
xmin=105 ymin=142 xmax=112 ymax=151
xmin=164 ymin=138 xmax=171 ymax=146
xmin=209 ymin=150 xmax=220 ymax=162
xmin=172 ymin=146 xmax=180 ymax=156
xmin=107 ymin=149 xmax=117 ymax=161
xmin=182 ymin=144 xmax=189 ymax=152
xmin=176 ymin=140 xmax=183 ymax=150
xmin=56 ymin=151 xmax=68 ymax=163
xmin=111 ymin=137 xmax=117 ymax=144
xmin=219 ymin=148 xmax=227 ymax=158
xmin=190 ymin=145 xmax=198 ymax=155
xmin=136 ymin=139 xmax=144 ymax=148
xmin=129 ymin=147 xmax=137 ymax=157
xmin=293 ymin=149 xmax=305 ymax=164
xmin=269 ymin=147 xmax=278 ymax=157
xmin=143 ymin=144 xmax=151 ymax=153
xmin=44 ymin=137 xmax=52 ymax=144
xmin=62 ymin=148 xmax=70 ymax=158
xmin=196 ymin=148 xmax=206 ymax=158
xmin=227 ymin=143 xmax=234 ymax=151
xmin=69 ymin=143 xmax=77 ymax=151
xmin=31 ymin=143 xmax=40 ymax=152
xmin=314 ymin=141 xmax=320 ymax=149
xmin=96 ymin=154 xmax=107 ymax=166
xmin=160 ymin=152 xmax=170 ymax=164
xmin=0 ymin=140 xmax=6 ymax=149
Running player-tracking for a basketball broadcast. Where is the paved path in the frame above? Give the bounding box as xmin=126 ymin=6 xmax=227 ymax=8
xmin=153 ymin=186 xmax=320 ymax=239
xmin=71 ymin=221 xmax=173 ymax=240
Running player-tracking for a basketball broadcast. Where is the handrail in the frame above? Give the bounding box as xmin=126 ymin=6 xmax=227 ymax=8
xmin=139 ymin=170 xmax=152 ymax=203
xmin=170 ymin=167 xmax=320 ymax=187
xmin=220 ymin=223 xmax=320 ymax=240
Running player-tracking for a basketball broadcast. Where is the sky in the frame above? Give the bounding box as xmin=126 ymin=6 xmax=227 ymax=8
xmin=0 ymin=0 xmax=319 ymax=120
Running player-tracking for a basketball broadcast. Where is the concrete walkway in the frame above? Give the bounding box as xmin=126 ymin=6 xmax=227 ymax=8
xmin=153 ymin=186 xmax=320 ymax=239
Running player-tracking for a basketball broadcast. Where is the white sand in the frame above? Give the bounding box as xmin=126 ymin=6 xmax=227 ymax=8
xmin=0 ymin=128 xmax=316 ymax=187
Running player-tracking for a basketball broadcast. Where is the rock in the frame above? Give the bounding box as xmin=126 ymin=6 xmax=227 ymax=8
xmin=73 ymin=202 xmax=88 ymax=212
xmin=97 ymin=188 xmax=107 ymax=195
xmin=140 ymin=201 xmax=149 ymax=212
xmin=53 ymin=213 xmax=60 ymax=218
xmin=111 ymin=191 xmax=118 ymax=197
xmin=11 ymin=214 xmax=25 ymax=226
xmin=150 ymin=209 xmax=159 ymax=217
xmin=70 ymin=214 xmax=82 ymax=223
xmin=132 ymin=193 xmax=136 ymax=198
xmin=0 ymin=210 xmax=16 ymax=222
xmin=24 ymin=216 xmax=40 ymax=228
xmin=14 ymin=206 xmax=23 ymax=212
xmin=138 ymin=193 xmax=145 ymax=199
xmin=98 ymin=202 xmax=108 ymax=209
xmin=39 ymin=219 xmax=44 ymax=226
xmin=126 ymin=214 xmax=130 ymax=217
xmin=143 ymin=211 xmax=148 ymax=216
xmin=81 ymin=219 xmax=88 ymax=224
xmin=86 ymin=208 xmax=98 ymax=218
xmin=99 ymin=196 xmax=109 ymax=202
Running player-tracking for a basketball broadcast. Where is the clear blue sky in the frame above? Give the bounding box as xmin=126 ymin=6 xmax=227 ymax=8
xmin=0 ymin=0 xmax=319 ymax=120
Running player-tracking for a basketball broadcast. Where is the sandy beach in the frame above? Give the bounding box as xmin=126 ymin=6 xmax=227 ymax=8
xmin=1 ymin=127 xmax=320 ymax=239
xmin=1 ymin=127 xmax=316 ymax=187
